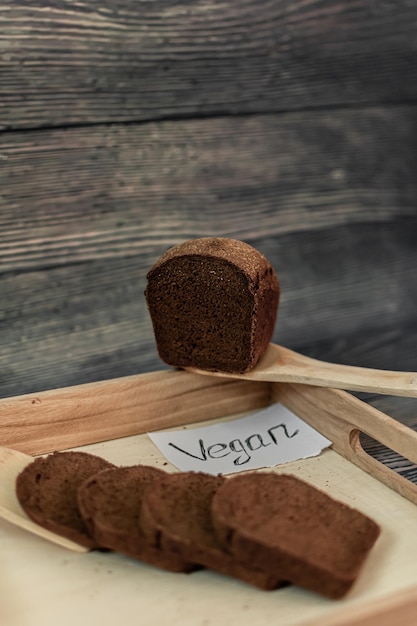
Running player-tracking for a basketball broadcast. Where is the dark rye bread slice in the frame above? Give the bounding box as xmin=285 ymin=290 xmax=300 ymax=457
xmin=140 ymin=471 xmax=285 ymax=590
xmin=145 ymin=237 xmax=280 ymax=374
xmin=15 ymin=451 xmax=115 ymax=549
xmin=77 ymin=465 xmax=197 ymax=573
xmin=211 ymin=473 xmax=381 ymax=599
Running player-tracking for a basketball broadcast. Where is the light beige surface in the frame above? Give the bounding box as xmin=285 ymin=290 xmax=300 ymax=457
xmin=1 ymin=416 xmax=417 ymax=626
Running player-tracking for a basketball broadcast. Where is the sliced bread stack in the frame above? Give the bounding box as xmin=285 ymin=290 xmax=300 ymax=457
xmin=77 ymin=465 xmax=196 ymax=573
xmin=16 ymin=453 xmax=380 ymax=598
xmin=139 ymin=471 xmax=285 ymax=590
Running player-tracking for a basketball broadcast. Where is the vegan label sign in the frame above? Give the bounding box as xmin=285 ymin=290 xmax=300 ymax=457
xmin=148 ymin=403 xmax=331 ymax=475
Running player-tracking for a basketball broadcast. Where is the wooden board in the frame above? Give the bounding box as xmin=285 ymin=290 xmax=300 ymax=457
xmin=2 ymin=108 xmax=417 ymax=275
xmin=1 ymin=372 xmax=417 ymax=625
xmin=2 ymin=0 xmax=417 ymax=129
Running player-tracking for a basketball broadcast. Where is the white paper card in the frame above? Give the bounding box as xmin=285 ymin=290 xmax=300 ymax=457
xmin=148 ymin=403 xmax=332 ymax=475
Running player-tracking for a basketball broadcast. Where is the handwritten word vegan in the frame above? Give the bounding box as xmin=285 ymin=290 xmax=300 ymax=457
xmin=168 ymin=423 xmax=299 ymax=466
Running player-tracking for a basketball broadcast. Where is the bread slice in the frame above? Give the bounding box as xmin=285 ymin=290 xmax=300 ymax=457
xmin=145 ymin=237 xmax=280 ymax=373
xmin=15 ymin=451 xmax=115 ymax=548
xmin=211 ymin=472 xmax=380 ymax=599
xmin=77 ymin=465 xmax=197 ymax=573
xmin=140 ymin=471 xmax=285 ymax=590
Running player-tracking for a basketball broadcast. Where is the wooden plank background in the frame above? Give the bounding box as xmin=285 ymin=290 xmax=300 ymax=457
xmin=2 ymin=0 xmax=417 ymax=129
xmin=1 ymin=0 xmax=417 ymax=481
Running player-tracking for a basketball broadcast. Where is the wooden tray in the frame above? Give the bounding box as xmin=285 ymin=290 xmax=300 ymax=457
xmin=1 ymin=371 xmax=417 ymax=626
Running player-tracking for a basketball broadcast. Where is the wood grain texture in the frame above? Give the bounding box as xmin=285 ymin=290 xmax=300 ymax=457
xmin=0 ymin=370 xmax=270 ymax=454
xmin=1 ymin=106 xmax=417 ymax=272
xmin=2 ymin=0 xmax=417 ymax=129
xmin=192 ymin=342 xmax=417 ymax=397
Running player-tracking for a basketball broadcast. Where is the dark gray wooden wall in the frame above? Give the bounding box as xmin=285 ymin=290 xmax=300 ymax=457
xmin=1 ymin=0 xmax=417 ymax=476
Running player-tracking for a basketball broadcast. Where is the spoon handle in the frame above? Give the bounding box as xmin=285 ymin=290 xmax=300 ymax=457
xmin=187 ymin=344 xmax=417 ymax=396
xmin=272 ymin=345 xmax=417 ymax=397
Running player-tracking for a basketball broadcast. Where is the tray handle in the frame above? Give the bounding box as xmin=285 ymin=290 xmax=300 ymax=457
xmin=275 ymin=382 xmax=417 ymax=506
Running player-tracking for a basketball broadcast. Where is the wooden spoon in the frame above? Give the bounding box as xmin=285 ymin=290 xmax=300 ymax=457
xmin=187 ymin=343 xmax=417 ymax=397
xmin=0 ymin=446 xmax=87 ymax=552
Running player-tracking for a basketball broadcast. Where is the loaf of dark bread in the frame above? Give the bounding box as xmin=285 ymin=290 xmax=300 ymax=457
xmin=15 ymin=451 xmax=115 ymax=548
xmin=145 ymin=237 xmax=280 ymax=373
xmin=140 ymin=471 xmax=285 ymax=590
xmin=211 ymin=473 xmax=380 ymax=599
xmin=77 ymin=465 xmax=197 ymax=573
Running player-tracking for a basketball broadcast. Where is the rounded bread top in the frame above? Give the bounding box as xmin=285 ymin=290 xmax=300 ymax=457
xmin=147 ymin=237 xmax=277 ymax=284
